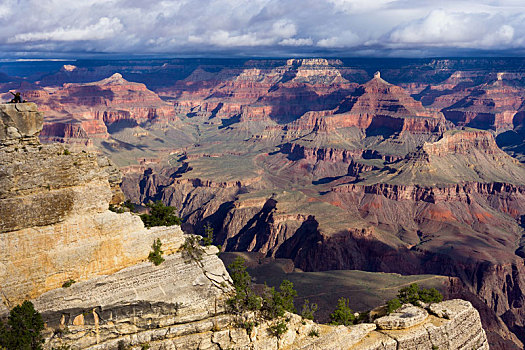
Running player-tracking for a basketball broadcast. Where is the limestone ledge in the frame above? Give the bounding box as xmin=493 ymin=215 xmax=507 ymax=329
xmin=0 ymin=211 xmax=186 ymax=312
xmin=39 ymin=294 xmax=488 ymax=349
xmin=0 ymin=142 xmax=121 ymax=232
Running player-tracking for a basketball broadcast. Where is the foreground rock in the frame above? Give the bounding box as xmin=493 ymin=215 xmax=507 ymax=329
xmin=0 ymin=103 xmax=181 ymax=310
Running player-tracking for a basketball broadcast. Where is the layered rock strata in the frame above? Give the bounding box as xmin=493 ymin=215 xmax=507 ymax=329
xmin=0 ymin=103 xmax=179 ymax=311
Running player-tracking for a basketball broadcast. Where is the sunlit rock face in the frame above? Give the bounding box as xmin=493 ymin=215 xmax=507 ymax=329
xmin=0 ymin=103 xmax=180 ymax=310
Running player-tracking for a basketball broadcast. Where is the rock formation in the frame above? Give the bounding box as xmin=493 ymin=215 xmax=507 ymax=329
xmin=0 ymin=103 xmax=179 ymax=310
xmin=22 ymin=73 xmax=177 ymax=144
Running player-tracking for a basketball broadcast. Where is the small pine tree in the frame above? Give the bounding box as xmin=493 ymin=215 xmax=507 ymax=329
xmin=278 ymin=280 xmax=297 ymax=313
xmin=330 ymin=297 xmax=355 ymax=326
xmin=300 ymin=299 xmax=318 ymax=320
xmin=418 ymin=287 xmax=443 ymax=303
xmin=397 ymin=283 xmax=443 ymax=305
xmin=386 ymin=298 xmax=402 ymax=314
xmin=0 ymin=301 xmax=44 ymax=350
xmin=181 ymin=235 xmax=204 ymax=263
xmin=201 ymin=224 xmax=214 ymax=246
xmin=148 ymin=238 xmax=165 ymax=266
xmin=226 ymin=257 xmax=261 ymax=313
xmin=397 ymin=283 xmax=420 ymax=305
xmin=140 ymin=201 xmax=181 ymax=228
xmin=268 ymin=319 xmax=288 ymax=338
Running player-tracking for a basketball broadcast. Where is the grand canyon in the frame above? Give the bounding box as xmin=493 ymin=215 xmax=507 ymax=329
xmin=2 ymin=57 xmax=525 ymax=349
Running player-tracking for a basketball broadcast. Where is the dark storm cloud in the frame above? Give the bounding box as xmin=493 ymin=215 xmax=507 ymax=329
xmin=1 ymin=0 xmax=525 ymax=58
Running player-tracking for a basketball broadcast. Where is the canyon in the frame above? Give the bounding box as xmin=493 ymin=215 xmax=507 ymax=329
xmin=0 ymin=100 xmax=490 ymax=350
xmin=2 ymin=57 xmax=525 ymax=349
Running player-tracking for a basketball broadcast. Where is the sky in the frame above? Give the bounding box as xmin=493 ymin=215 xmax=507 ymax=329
xmin=1 ymin=0 xmax=525 ymax=58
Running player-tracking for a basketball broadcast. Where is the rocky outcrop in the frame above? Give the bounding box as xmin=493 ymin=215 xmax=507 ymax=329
xmin=440 ymin=81 xmax=525 ymax=131
xmin=0 ymin=103 xmax=176 ymax=310
xmin=283 ymin=74 xmax=446 ymax=135
xmin=37 ymin=256 xmax=489 ymax=350
xmin=0 ymin=103 xmax=43 ymax=144
xmin=23 ymin=73 xmax=177 ymax=143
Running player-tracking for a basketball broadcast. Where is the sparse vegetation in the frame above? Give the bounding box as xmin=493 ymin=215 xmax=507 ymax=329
xmin=397 ymin=283 xmax=443 ymax=305
xmin=122 ymin=199 xmax=135 ymax=211
xmin=109 ymin=200 xmax=135 ymax=214
xmin=308 ymin=328 xmax=320 ymax=337
xmin=227 ymin=257 xmax=299 ymax=338
xmin=261 ymin=280 xmax=297 ymax=319
xmin=109 ymin=204 xmax=125 ymax=213
xmin=227 ymin=257 xmax=261 ymax=313
xmin=386 ymin=298 xmax=402 ymax=313
xmin=385 ymin=283 xmax=443 ymax=314
xmin=181 ymin=235 xmax=204 ymax=263
xmin=268 ymin=319 xmax=288 ymax=338
xmin=201 ymin=223 xmax=214 ymax=246
xmin=300 ymin=299 xmax=318 ymax=320
xmin=62 ymin=279 xmax=76 ymax=288
xmin=237 ymin=320 xmax=258 ymax=334
xmin=63 ymin=149 xmax=71 ymax=155
xmin=148 ymin=238 xmax=165 ymax=266
xmin=0 ymin=301 xmax=44 ymax=350
xmin=329 ymin=297 xmax=355 ymax=326
xmin=140 ymin=200 xmax=181 ymax=228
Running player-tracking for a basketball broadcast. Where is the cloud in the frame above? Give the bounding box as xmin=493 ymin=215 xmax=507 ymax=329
xmin=9 ymin=17 xmax=123 ymax=43
xmin=1 ymin=0 xmax=525 ymax=57
xmin=388 ymin=9 xmax=520 ymax=49
xmin=317 ymin=31 xmax=361 ymax=48
xmin=279 ymin=38 xmax=313 ymax=46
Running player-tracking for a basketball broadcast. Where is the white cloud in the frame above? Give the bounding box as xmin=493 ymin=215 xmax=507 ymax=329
xmin=209 ymin=30 xmax=274 ymax=47
xmin=279 ymin=38 xmax=313 ymax=46
xmin=328 ymin=0 xmax=394 ymax=13
xmin=317 ymin=32 xmax=361 ymax=48
xmin=9 ymin=17 xmax=123 ymax=43
xmin=388 ymin=9 xmax=520 ymax=49
xmin=272 ymin=20 xmax=297 ymax=38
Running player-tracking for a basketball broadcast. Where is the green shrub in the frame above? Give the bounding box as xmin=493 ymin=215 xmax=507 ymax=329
xmin=63 ymin=149 xmax=70 ymax=155
xmin=109 ymin=204 xmax=125 ymax=213
xmin=279 ymin=280 xmax=297 ymax=313
xmin=268 ymin=320 xmax=288 ymax=338
xmin=181 ymin=235 xmax=204 ymax=263
xmin=300 ymin=299 xmax=318 ymax=320
xmin=261 ymin=280 xmax=297 ymax=320
xmin=397 ymin=284 xmax=443 ymax=305
xmin=0 ymin=301 xmax=44 ymax=350
xmin=227 ymin=257 xmax=261 ymax=313
xmin=140 ymin=200 xmax=181 ymax=228
xmin=238 ymin=320 xmax=258 ymax=334
xmin=329 ymin=297 xmax=355 ymax=326
xmin=201 ymin=223 xmax=214 ymax=246
xmin=62 ymin=279 xmax=76 ymax=288
xmin=148 ymin=238 xmax=165 ymax=266
xmin=122 ymin=200 xmax=135 ymax=212
xmin=418 ymin=287 xmax=443 ymax=304
xmin=386 ymin=298 xmax=402 ymax=314
xmin=308 ymin=328 xmax=320 ymax=337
